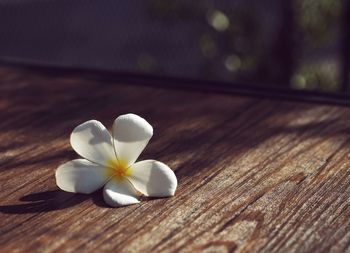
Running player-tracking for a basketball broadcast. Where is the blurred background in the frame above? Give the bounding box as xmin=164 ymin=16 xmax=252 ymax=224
xmin=0 ymin=0 xmax=349 ymax=93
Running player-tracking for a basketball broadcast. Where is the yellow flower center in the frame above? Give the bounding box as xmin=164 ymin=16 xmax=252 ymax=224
xmin=106 ymin=159 xmax=132 ymax=181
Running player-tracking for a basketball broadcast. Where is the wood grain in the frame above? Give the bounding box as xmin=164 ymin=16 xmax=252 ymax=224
xmin=0 ymin=66 xmax=350 ymax=253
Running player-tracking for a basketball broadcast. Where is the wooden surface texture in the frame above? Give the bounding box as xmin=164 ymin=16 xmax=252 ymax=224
xmin=0 ymin=66 xmax=350 ymax=253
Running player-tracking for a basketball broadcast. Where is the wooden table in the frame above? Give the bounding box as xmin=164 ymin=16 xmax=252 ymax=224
xmin=1 ymin=66 xmax=350 ymax=253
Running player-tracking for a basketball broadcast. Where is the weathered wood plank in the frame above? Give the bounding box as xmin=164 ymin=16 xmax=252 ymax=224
xmin=0 ymin=67 xmax=350 ymax=253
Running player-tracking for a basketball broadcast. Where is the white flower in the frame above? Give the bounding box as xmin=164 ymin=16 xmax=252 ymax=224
xmin=55 ymin=113 xmax=177 ymax=207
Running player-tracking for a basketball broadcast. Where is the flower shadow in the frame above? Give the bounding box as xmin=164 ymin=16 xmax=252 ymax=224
xmin=0 ymin=189 xmax=104 ymax=214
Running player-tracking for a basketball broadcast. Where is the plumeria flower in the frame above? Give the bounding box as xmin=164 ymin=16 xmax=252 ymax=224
xmin=55 ymin=113 xmax=177 ymax=207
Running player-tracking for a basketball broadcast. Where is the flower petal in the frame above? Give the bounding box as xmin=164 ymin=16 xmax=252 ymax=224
xmin=103 ymin=179 xmax=140 ymax=207
xmin=55 ymin=159 xmax=108 ymax=194
xmin=113 ymin=114 xmax=153 ymax=167
xmin=70 ymin=120 xmax=116 ymax=166
xmin=128 ymin=160 xmax=177 ymax=197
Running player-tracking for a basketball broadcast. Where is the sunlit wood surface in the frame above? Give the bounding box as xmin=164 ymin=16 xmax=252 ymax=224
xmin=1 ymin=66 xmax=350 ymax=253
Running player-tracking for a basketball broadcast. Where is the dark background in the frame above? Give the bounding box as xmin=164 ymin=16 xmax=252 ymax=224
xmin=0 ymin=0 xmax=349 ymax=93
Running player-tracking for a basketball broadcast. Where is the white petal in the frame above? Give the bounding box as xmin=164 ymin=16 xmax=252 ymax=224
xmin=55 ymin=159 xmax=108 ymax=194
xmin=103 ymin=179 xmax=140 ymax=207
xmin=113 ymin=113 xmax=153 ymax=167
xmin=70 ymin=120 xmax=116 ymax=166
xmin=128 ymin=160 xmax=177 ymax=197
